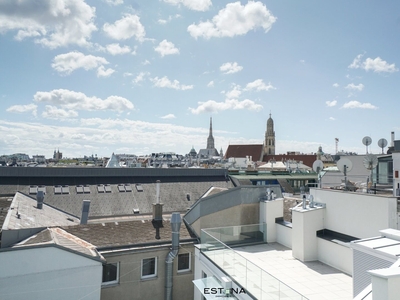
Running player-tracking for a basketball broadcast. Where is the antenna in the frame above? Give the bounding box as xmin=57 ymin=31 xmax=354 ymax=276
xmin=363 ymin=154 xmax=378 ymax=193
xmin=337 ymin=158 xmax=353 ymax=191
xmin=377 ymin=138 xmax=388 ymax=154
xmin=312 ymin=160 xmax=324 ymax=188
xmin=362 ymin=136 xmax=372 ymax=154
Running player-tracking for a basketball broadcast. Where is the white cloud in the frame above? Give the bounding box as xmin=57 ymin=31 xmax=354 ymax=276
xmin=151 ymin=76 xmax=193 ymax=90
xmin=225 ymin=85 xmax=242 ymax=98
xmin=103 ymin=14 xmax=145 ymax=41
xmin=33 ymin=89 xmax=134 ymax=112
xmin=52 ymin=51 xmax=109 ymax=75
xmin=104 ymin=0 xmax=123 ymax=5
xmin=345 ymin=83 xmax=364 ymax=91
xmin=332 ymin=83 xmax=339 ymax=88
xmin=220 ymin=62 xmax=243 ymax=74
xmin=326 ymin=100 xmax=337 ymax=107
xmin=300 ymin=59 xmax=305 ymax=63
xmin=142 ymin=60 xmax=151 ymax=65
xmin=189 ymin=99 xmax=263 ymax=114
xmin=0 ymin=0 xmax=97 ymax=48
xmin=188 ymin=1 xmax=276 ymax=39
xmin=349 ymin=54 xmax=398 ymax=73
xmin=133 ymin=72 xmax=149 ymax=84
xmin=154 ymin=40 xmax=179 ymax=57
xmin=207 ymin=81 xmax=214 ymax=87
xmin=97 ymin=65 xmax=115 ymax=77
xmin=157 ymin=14 xmax=181 ymax=25
xmin=6 ymin=103 xmax=37 ymax=116
xmin=123 ymin=72 xmax=133 ymax=77
xmin=42 ymin=105 xmax=78 ymax=120
xmin=341 ymin=101 xmax=378 ymax=110
xmin=161 ymin=114 xmax=176 ymax=119
xmin=329 ymin=117 xmax=335 ymax=121
xmin=163 ymin=0 xmax=212 ymax=11
xmin=245 ymin=79 xmax=275 ymax=91
xmin=106 ymin=43 xmax=132 ymax=55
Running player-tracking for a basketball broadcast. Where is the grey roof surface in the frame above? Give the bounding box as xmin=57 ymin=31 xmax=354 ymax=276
xmin=13 ymin=227 xmax=102 ymax=259
xmin=2 ymin=192 xmax=80 ymax=230
xmin=10 ymin=181 xmax=232 ymax=218
xmin=62 ymin=218 xmax=196 ymax=249
xmin=0 ymin=197 xmax=12 ymax=229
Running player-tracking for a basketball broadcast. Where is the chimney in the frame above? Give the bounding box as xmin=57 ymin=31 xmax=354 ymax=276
xmin=36 ymin=190 xmax=44 ymax=209
xmin=391 ymin=131 xmax=395 ymax=147
xmin=152 ymin=180 xmax=164 ymax=239
xmin=80 ymin=200 xmax=91 ymax=225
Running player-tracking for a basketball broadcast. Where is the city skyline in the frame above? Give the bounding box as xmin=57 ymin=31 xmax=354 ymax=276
xmin=1 ymin=0 xmax=399 ymax=157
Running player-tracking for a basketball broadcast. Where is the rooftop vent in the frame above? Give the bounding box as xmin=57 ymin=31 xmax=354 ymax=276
xmin=36 ymin=190 xmax=44 ymax=209
xmin=80 ymin=200 xmax=91 ymax=225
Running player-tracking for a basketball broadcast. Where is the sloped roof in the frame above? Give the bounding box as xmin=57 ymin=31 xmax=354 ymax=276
xmin=62 ymin=218 xmax=196 ymax=249
xmin=105 ymin=153 xmax=120 ymax=168
xmin=225 ymin=144 xmax=263 ymax=161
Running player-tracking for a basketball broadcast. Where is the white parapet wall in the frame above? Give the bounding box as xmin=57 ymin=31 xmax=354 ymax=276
xmin=259 ymin=198 xmax=284 ymax=243
xmin=317 ymin=238 xmax=353 ymax=275
xmin=276 ymin=224 xmax=292 ymax=249
xmin=310 ymin=188 xmax=398 ymax=238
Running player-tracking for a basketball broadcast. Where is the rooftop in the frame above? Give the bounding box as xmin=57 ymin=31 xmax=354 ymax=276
xmin=213 ymin=243 xmax=352 ymax=300
xmin=62 ymin=218 xmax=196 ymax=250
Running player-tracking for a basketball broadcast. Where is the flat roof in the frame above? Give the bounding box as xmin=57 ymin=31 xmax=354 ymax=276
xmin=233 ymin=243 xmax=352 ymax=300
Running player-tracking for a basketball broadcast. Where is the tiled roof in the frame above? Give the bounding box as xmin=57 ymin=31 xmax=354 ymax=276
xmin=62 ymin=218 xmax=196 ymax=249
xmin=225 ymin=144 xmax=264 ymax=161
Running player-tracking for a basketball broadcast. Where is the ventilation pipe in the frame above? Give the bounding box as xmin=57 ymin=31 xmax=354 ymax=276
xmin=36 ymin=190 xmax=44 ymax=209
xmin=80 ymin=200 xmax=91 ymax=225
xmin=165 ymin=212 xmax=181 ymax=300
xmin=391 ymin=131 xmax=395 ymax=147
xmin=152 ymin=180 xmax=164 ymax=239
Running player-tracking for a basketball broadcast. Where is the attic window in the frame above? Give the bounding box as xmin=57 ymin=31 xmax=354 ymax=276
xmin=125 ymin=184 xmax=132 ymax=192
xmin=83 ymin=186 xmax=91 ymax=194
xmin=136 ymin=184 xmax=143 ymax=192
xmin=54 ymin=186 xmax=62 ymax=194
xmin=105 ymin=184 xmax=112 ymax=193
xmin=118 ymin=184 xmax=125 ymax=192
xmin=29 ymin=186 xmax=38 ymax=195
xmin=38 ymin=186 xmax=46 ymax=194
xmin=76 ymin=186 xmax=84 ymax=194
xmin=61 ymin=186 xmax=69 ymax=194
xmin=97 ymin=185 xmax=105 ymax=193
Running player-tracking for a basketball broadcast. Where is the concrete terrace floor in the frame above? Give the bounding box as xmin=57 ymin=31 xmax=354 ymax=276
xmin=234 ymin=243 xmax=352 ymax=300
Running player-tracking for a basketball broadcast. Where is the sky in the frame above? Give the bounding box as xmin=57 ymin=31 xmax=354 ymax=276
xmin=1 ymin=0 xmax=400 ymax=158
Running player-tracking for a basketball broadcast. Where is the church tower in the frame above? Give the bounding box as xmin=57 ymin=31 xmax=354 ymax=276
xmin=264 ymin=113 xmax=275 ymax=155
xmin=206 ymin=117 xmax=215 ymax=150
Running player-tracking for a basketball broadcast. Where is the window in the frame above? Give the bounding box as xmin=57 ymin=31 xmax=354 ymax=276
xmin=141 ymin=257 xmax=157 ymax=279
xmin=102 ymin=263 xmax=119 ymax=286
xmin=177 ymin=253 xmax=191 ymax=272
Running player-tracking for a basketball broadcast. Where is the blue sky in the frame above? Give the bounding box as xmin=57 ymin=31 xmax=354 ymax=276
xmin=1 ymin=0 xmax=399 ymax=158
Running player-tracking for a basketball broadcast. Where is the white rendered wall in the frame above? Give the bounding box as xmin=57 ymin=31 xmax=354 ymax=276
xmin=276 ymin=224 xmax=292 ymax=249
xmin=0 ymin=247 xmax=102 ymax=300
xmin=292 ymin=207 xmax=325 ymax=261
xmin=317 ymin=238 xmax=353 ymax=275
xmin=259 ymin=199 xmax=283 ymax=243
xmin=310 ymin=188 xmax=397 ymax=238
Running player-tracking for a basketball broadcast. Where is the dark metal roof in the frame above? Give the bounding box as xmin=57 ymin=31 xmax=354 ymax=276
xmin=225 ymin=144 xmax=264 ymax=161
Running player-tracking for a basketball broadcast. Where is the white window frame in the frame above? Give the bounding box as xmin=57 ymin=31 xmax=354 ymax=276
xmin=141 ymin=257 xmax=157 ymax=279
xmin=177 ymin=252 xmax=191 ymax=273
xmin=102 ymin=262 xmax=119 ymax=287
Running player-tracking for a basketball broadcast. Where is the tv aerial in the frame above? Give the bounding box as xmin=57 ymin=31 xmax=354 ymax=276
xmin=377 ymin=138 xmax=388 ymax=154
xmin=362 ymin=136 xmax=372 ymax=154
xmin=363 ymin=154 xmax=378 ymax=193
xmin=337 ymin=158 xmax=353 ymax=191
xmin=312 ymin=160 xmax=324 ymax=188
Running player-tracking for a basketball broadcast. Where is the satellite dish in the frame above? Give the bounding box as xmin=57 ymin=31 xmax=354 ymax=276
xmin=312 ymin=160 xmax=324 ymax=173
xmin=362 ymin=136 xmax=372 ymax=154
xmin=378 ymin=138 xmax=388 ymax=154
xmin=363 ymin=154 xmax=378 ymax=170
xmin=362 ymin=136 xmax=372 ymax=146
xmin=337 ymin=158 xmax=353 ymax=173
